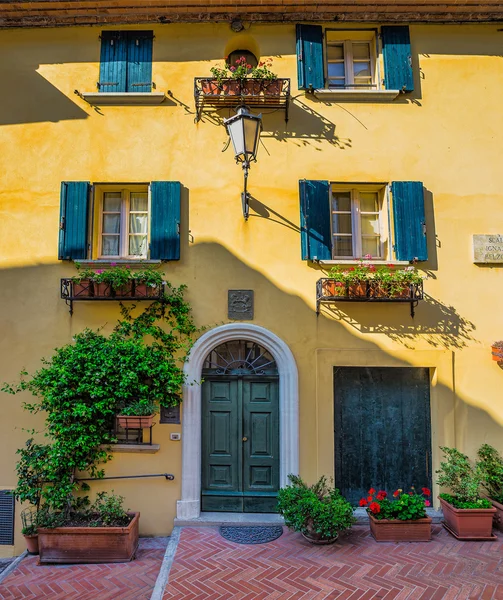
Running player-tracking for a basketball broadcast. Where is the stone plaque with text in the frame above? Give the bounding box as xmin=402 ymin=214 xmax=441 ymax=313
xmin=473 ymin=235 xmax=503 ymax=263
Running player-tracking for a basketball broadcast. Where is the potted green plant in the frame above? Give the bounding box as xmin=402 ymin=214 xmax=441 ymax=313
xmin=71 ymin=265 xmax=97 ymax=297
xmin=21 ymin=508 xmax=39 ymax=555
xmin=251 ymin=59 xmax=280 ymax=94
xmin=3 ymin=293 xmax=197 ymax=563
xmin=476 ymin=443 xmax=503 ymax=531
xmin=134 ymin=266 xmax=164 ymax=298
xmin=360 ymin=487 xmax=432 ymax=542
xmin=491 ymin=341 xmax=503 ymax=361
xmin=436 ymin=446 xmax=496 ymax=540
xmin=93 ymin=264 xmax=134 ymax=297
xmin=277 ymin=475 xmax=355 ymax=544
xmin=117 ymin=399 xmax=156 ymax=429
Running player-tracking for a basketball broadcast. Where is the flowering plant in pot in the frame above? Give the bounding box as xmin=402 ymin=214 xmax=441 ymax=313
xmin=436 ymin=446 xmax=495 ymax=540
xmin=476 ymin=443 xmax=503 ymax=531
xmin=277 ymin=474 xmax=355 ymax=544
xmin=491 ymin=340 xmax=503 ymax=361
xmin=93 ymin=264 xmax=134 ymax=297
xmin=360 ymin=487 xmax=432 ymax=542
xmin=134 ymin=266 xmax=164 ymax=297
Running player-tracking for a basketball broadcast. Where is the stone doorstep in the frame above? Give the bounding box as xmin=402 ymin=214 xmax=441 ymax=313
xmin=175 ymin=508 xmax=443 ymax=528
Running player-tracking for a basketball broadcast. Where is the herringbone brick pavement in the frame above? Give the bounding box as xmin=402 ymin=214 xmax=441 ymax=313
xmin=163 ymin=526 xmax=503 ymax=600
xmin=0 ymin=537 xmax=167 ymax=600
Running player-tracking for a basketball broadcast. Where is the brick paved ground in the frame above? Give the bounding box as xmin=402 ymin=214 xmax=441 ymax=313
xmin=163 ymin=526 xmax=503 ymax=600
xmin=0 ymin=537 xmax=167 ymax=600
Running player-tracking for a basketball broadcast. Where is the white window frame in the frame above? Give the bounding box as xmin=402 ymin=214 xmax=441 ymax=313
xmin=330 ymin=185 xmax=387 ymax=260
xmin=325 ymin=30 xmax=378 ymax=90
xmin=97 ymin=186 xmax=150 ymax=260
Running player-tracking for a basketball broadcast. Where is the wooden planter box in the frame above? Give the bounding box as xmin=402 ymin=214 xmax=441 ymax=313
xmin=38 ymin=512 xmax=139 ymax=564
xmin=117 ymin=415 xmax=154 ymax=429
xmin=489 ymin=498 xmax=503 ymax=532
xmin=369 ymin=515 xmax=432 ymax=542
xmin=439 ymin=497 xmax=496 ymax=540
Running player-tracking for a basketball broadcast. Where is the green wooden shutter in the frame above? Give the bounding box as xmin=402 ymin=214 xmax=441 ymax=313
xmin=299 ymin=180 xmax=331 ymax=261
xmin=150 ymin=181 xmax=181 ymax=260
xmin=382 ymin=26 xmax=414 ymax=92
xmin=99 ymin=31 xmax=127 ymax=92
xmin=391 ymin=181 xmax=427 ymax=262
xmin=296 ymin=24 xmax=324 ymax=90
xmin=126 ymin=31 xmax=153 ymax=92
xmin=58 ymin=181 xmax=91 ymax=260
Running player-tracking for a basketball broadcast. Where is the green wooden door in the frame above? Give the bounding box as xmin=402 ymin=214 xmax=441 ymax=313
xmin=201 ymin=376 xmax=279 ymax=512
xmin=334 ymin=367 xmax=432 ymax=506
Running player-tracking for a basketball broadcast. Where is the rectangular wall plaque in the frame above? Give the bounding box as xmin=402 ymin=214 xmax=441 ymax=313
xmin=160 ymin=405 xmax=181 ymax=424
xmin=228 ymin=290 xmax=254 ymax=320
xmin=473 ymin=235 xmax=503 ymax=263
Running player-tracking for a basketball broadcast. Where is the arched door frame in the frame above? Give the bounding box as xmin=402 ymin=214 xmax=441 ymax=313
xmin=176 ymin=323 xmax=299 ymax=520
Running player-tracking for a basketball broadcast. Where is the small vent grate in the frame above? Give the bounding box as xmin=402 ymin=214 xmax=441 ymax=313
xmin=0 ymin=491 xmax=15 ymax=545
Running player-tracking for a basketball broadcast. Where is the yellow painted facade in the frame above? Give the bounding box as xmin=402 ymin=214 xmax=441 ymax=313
xmin=1 ymin=21 xmax=503 ymax=557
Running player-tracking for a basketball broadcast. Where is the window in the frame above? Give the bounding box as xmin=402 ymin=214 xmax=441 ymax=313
xmin=99 ymin=31 xmax=153 ymax=93
xmin=226 ymin=50 xmax=258 ymax=72
xmin=326 ymin=35 xmax=375 ymax=89
xmin=331 ymin=186 xmax=385 ymax=259
xmin=98 ymin=187 xmax=149 ymax=259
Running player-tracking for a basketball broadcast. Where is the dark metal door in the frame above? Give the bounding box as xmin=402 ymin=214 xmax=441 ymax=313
xmin=334 ymin=367 xmax=432 ymax=505
xmin=201 ymin=376 xmax=279 ymax=512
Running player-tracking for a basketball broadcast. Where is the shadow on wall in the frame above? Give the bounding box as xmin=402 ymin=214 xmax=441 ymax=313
xmin=0 ymin=59 xmax=89 ymax=127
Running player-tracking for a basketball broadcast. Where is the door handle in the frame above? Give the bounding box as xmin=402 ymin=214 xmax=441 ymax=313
xmin=242 ymin=437 xmax=248 ymax=442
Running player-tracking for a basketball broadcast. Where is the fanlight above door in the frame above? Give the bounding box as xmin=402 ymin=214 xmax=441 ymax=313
xmin=202 ymin=340 xmax=278 ymax=376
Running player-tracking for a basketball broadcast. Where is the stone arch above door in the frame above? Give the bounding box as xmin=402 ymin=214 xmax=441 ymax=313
xmin=176 ymin=323 xmax=299 ymax=520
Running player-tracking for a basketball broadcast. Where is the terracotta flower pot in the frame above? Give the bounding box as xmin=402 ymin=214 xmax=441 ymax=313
xmin=38 ymin=512 xmax=139 ymax=564
xmin=222 ymin=80 xmax=241 ymax=96
xmin=242 ymin=79 xmax=262 ymax=96
xmin=201 ymin=79 xmax=220 ymax=96
xmin=117 ymin=414 xmax=154 ymax=429
xmin=24 ymin=534 xmax=39 ymax=555
xmin=322 ymin=280 xmax=346 ymax=297
xmin=491 ymin=345 xmax=503 ymax=361
xmin=73 ymin=279 xmax=93 ymax=298
xmin=439 ymin=497 xmax=496 ymax=540
xmin=489 ymin=497 xmax=503 ymax=531
xmin=263 ymin=79 xmax=282 ymax=95
xmin=112 ymin=282 xmax=134 ymax=298
xmin=369 ymin=515 xmax=432 ymax=542
xmin=94 ymin=282 xmax=112 ymax=297
xmin=348 ymin=283 xmax=367 ymax=297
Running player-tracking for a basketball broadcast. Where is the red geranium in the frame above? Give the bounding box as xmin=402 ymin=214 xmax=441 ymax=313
xmin=393 ymin=489 xmax=401 ymax=498
xmin=369 ymin=502 xmax=381 ymax=514
xmin=376 ymin=490 xmax=387 ymax=500
xmin=422 ymin=487 xmax=431 ymax=496
xmin=368 ymin=488 xmax=376 ymax=495
xmin=359 ymin=498 xmax=368 ymax=507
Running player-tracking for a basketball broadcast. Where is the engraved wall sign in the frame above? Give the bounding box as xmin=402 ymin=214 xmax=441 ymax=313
xmin=473 ymin=235 xmax=503 ymax=263
xmin=160 ymin=404 xmax=181 ymax=424
xmin=228 ymin=290 xmax=254 ymax=320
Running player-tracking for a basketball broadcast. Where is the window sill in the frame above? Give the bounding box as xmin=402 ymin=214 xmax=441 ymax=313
xmin=315 ymin=260 xmax=410 ymax=266
xmin=313 ymin=89 xmax=400 ymax=102
xmin=76 ymin=260 xmax=162 ymax=268
xmin=108 ymin=444 xmax=160 ymax=454
xmin=81 ymin=92 xmax=166 ymax=105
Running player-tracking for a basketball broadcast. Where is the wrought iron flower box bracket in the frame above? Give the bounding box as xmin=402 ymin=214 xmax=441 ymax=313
xmin=60 ymin=278 xmax=165 ymax=316
xmin=316 ymin=278 xmax=424 ymax=318
xmin=194 ymin=77 xmax=290 ymax=123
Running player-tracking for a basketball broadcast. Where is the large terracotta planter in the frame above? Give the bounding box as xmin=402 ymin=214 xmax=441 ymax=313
xmin=439 ymin=497 xmax=496 ymax=540
xmin=24 ymin=534 xmax=39 ymax=555
xmin=489 ymin=497 xmax=503 ymax=531
xmin=38 ymin=512 xmax=139 ymax=564
xmin=369 ymin=515 xmax=432 ymax=542
xmin=117 ymin=414 xmax=154 ymax=429
xmin=301 ymin=532 xmax=338 ymax=545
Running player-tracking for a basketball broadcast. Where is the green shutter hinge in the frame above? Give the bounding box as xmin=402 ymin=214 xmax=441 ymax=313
xmin=59 ymin=216 xmax=65 ymax=230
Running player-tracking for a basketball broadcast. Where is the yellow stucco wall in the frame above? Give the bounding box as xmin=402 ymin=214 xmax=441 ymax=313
xmin=1 ymin=22 xmax=503 ymax=556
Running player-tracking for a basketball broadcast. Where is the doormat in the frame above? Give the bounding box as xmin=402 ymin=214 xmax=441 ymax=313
xmin=219 ymin=526 xmax=283 ymax=545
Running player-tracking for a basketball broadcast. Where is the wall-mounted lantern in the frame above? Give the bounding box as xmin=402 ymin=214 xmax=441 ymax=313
xmin=224 ymin=105 xmax=262 ymax=220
